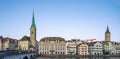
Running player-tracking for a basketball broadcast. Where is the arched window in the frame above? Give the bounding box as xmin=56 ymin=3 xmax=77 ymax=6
xmin=95 ymin=53 xmax=96 ymax=55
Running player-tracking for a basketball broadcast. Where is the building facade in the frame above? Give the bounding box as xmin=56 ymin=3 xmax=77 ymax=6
xmin=115 ymin=44 xmax=120 ymax=55
xmin=111 ymin=42 xmax=120 ymax=55
xmin=19 ymin=36 xmax=31 ymax=50
xmin=0 ymin=36 xmax=18 ymax=50
xmin=66 ymin=39 xmax=77 ymax=55
xmin=66 ymin=39 xmax=83 ymax=55
xmin=77 ymin=43 xmax=89 ymax=55
xmin=89 ymin=41 xmax=103 ymax=55
xmin=39 ymin=37 xmax=66 ymax=55
xmin=0 ymin=36 xmax=3 ymax=50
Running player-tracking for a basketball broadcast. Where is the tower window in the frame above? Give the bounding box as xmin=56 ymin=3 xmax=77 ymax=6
xmin=31 ymin=31 xmax=33 ymax=34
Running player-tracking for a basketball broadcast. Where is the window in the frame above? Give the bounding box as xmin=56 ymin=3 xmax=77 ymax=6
xmin=31 ymin=31 xmax=33 ymax=34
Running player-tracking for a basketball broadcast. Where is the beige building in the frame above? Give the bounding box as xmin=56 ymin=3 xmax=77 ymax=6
xmin=77 ymin=43 xmax=89 ymax=55
xmin=66 ymin=39 xmax=83 ymax=55
xmin=19 ymin=36 xmax=33 ymax=50
xmin=0 ymin=36 xmax=18 ymax=50
xmin=39 ymin=37 xmax=66 ymax=55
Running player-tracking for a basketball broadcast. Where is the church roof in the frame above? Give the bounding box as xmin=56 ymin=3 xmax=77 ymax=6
xmin=20 ymin=36 xmax=30 ymax=42
xmin=105 ymin=26 xmax=110 ymax=34
xmin=30 ymin=11 xmax=36 ymax=28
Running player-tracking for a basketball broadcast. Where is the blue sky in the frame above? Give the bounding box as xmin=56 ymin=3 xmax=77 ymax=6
xmin=0 ymin=0 xmax=120 ymax=42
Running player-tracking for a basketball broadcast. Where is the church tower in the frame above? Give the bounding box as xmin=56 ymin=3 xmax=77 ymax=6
xmin=103 ymin=26 xmax=111 ymax=55
xmin=30 ymin=11 xmax=36 ymax=50
xmin=105 ymin=26 xmax=111 ymax=42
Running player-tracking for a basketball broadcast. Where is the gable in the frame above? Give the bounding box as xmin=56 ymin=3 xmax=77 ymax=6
xmin=20 ymin=36 xmax=30 ymax=42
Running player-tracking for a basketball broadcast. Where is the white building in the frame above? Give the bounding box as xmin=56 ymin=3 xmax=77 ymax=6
xmin=66 ymin=40 xmax=76 ymax=55
xmin=115 ymin=47 xmax=120 ymax=55
xmin=66 ymin=39 xmax=83 ymax=55
xmin=113 ymin=43 xmax=120 ymax=55
xmin=39 ymin=37 xmax=66 ymax=55
xmin=89 ymin=41 xmax=103 ymax=55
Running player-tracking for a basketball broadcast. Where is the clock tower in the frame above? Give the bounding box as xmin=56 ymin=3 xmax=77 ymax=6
xmin=105 ymin=26 xmax=111 ymax=42
xmin=30 ymin=11 xmax=36 ymax=51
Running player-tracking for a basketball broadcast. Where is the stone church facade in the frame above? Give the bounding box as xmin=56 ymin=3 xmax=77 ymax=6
xmin=19 ymin=11 xmax=38 ymax=52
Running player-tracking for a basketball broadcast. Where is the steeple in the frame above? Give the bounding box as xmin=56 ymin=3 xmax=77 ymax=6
xmin=105 ymin=25 xmax=111 ymax=42
xmin=30 ymin=10 xmax=37 ymax=51
xmin=31 ymin=11 xmax=36 ymax=28
xmin=105 ymin=26 xmax=110 ymax=34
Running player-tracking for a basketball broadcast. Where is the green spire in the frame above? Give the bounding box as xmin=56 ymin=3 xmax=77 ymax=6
xmin=31 ymin=11 xmax=36 ymax=28
xmin=105 ymin=26 xmax=110 ymax=34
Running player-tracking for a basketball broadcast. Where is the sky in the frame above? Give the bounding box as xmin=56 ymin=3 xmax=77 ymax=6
xmin=0 ymin=0 xmax=120 ymax=42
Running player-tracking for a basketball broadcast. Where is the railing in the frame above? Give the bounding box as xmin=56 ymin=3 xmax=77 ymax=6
xmin=0 ymin=50 xmax=36 ymax=57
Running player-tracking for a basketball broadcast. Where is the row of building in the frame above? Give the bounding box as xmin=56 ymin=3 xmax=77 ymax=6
xmin=0 ymin=12 xmax=120 ymax=56
xmin=38 ymin=38 xmax=120 ymax=56
xmin=0 ymin=36 xmax=18 ymax=50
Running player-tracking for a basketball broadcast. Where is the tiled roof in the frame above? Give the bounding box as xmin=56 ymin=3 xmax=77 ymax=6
xmin=88 ymin=41 xmax=102 ymax=46
xmin=77 ymin=43 xmax=88 ymax=46
xmin=0 ymin=36 xmax=3 ymax=39
xmin=0 ymin=37 xmax=17 ymax=43
xmin=88 ymin=42 xmax=96 ymax=46
xmin=40 ymin=37 xmax=65 ymax=42
xmin=2 ymin=38 xmax=9 ymax=42
xmin=20 ymin=36 xmax=30 ymax=42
